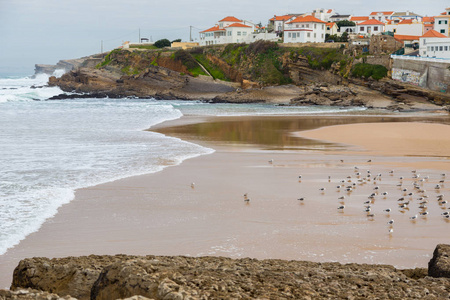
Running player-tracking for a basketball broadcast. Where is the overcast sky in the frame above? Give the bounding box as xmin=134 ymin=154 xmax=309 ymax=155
xmin=0 ymin=0 xmax=447 ymax=75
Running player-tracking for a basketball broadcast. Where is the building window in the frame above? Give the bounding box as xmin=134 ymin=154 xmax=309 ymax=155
xmin=237 ymin=31 xmax=241 ymax=36
xmin=288 ymin=32 xmax=292 ymax=37
xmin=445 ymin=46 xmax=448 ymax=51
xmin=446 ymin=20 xmax=448 ymax=24
xmin=393 ymin=29 xmax=396 ymax=33
xmin=441 ymin=29 xmax=446 ymax=34
xmin=423 ymin=39 xmax=426 ymax=45
xmin=360 ymin=27 xmax=364 ymax=32
xmin=440 ymin=46 xmax=443 ymax=51
xmin=431 ymin=46 xmax=434 ymax=51
xmin=227 ymin=31 xmax=231 ymax=36
xmin=314 ymin=33 xmax=316 ymax=38
xmin=296 ymin=24 xmax=299 ymax=28
xmin=374 ymin=26 xmax=378 ymax=31
xmin=243 ymin=32 xmax=247 ymax=36
xmin=307 ymin=33 xmax=310 ymax=37
xmin=439 ymin=20 xmax=442 ymax=24
xmin=314 ymin=24 xmax=317 ymax=29
xmin=427 ymin=46 xmax=430 ymax=51
xmin=297 ymin=32 xmax=300 ymax=37
xmin=322 ymin=24 xmax=324 ymax=29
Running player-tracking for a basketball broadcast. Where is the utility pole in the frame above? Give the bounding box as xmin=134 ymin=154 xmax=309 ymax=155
xmin=101 ymin=40 xmax=103 ymax=53
xmin=139 ymin=28 xmax=141 ymax=43
xmin=190 ymin=26 xmax=192 ymax=42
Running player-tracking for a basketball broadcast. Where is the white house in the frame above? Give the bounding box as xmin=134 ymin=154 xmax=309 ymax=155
xmin=389 ymin=11 xmax=423 ymax=23
xmin=326 ymin=22 xmax=339 ymax=36
xmin=357 ymin=19 xmax=385 ymax=36
xmin=385 ymin=19 xmax=424 ymax=36
xmin=434 ymin=15 xmax=450 ymax=37
xmin=284 ymin=15 xmax=327 ymax=43
xmin=199 ymin=16 xmax=277 ymax=46
xmin=369 ymin=11 xmax=394 ymax=23
xmin=269 ymin=15 xmax=296 ymax=36
xmin=312 ymin=8 xmax=335 ymax=22
xmin=329 ymin=14 xmax=352 ymax=22
xmin=419 ymin=29 xmax=450 ymax=58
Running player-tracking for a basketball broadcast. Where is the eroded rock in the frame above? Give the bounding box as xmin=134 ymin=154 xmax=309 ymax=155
xmin=429 ymin=244 xmax=450 ymax=278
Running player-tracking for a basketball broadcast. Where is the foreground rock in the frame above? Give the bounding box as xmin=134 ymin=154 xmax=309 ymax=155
xmin=0 ymin=288 xmax=76 ymax=300
xmin=429 ymin=244 xmax=450 ymax=278
xmin=8 ymin=247 xmax=450 ymax=300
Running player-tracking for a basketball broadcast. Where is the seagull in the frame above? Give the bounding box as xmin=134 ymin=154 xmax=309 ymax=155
xmin=387 ymin=219 xmax=394 ymax=225
xmin=268 ymin=159 xmax=274 ymax=164
xmin=338 ymin=196 xmax=345 ymax=200
xmin=337 ymin=205 xmax=345 ymax=210
xmin=420 ymin=211 xmax=429 ymax=216
xmin=441 ymin=211 xmax=449 ymax=216
xmin=435 ymin=185 xmax=441 ymax=190
xmin=319 ymin=187 xmax=326 ymax=191
xmin=364 ymin=207 xmax=371 ymax=212
xmin=191 ymin=183 xmax=195 ymax=188
xmin=384 ymin=208 xmax=391 ymax=213
xmin=244 ymin=198 xmax=250 ymax=202
xmin=388 ymin=228 xmax=394 ymax=234
xmin=410 ymin=215 xmax=418 ymax=220
xmin=298 ymin=175 xmax=302 ymax=179
xmin=298 ymin=197 xmax=305 ymax=201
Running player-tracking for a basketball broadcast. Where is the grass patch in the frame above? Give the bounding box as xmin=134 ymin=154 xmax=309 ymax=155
xmin=192 ymin=53 xmax=228 ymax=80
xmin=351 ymin=63 xmax=387 ymax=80
xmin=96 ymin=49 xmax=121 ymax=68
xmin=294 ymin=47 xmax=347 ymax=70
xmin=129 ymin=44 xmax=158 ymax=50
xmin=173 ymin=50 xmax=207 ymax=77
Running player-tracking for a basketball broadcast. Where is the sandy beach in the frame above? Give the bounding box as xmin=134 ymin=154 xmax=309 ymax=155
xmin=1 ymin=114 xmax=450 ymax=288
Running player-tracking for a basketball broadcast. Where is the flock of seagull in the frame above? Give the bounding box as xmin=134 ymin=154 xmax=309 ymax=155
xmin=250 ymin=158 xmax=448 ymax=235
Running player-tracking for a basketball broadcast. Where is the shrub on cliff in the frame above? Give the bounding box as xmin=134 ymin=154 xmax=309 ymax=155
xmin=245 ymin=40 xmax=278 ymax=56
xmin=351 ymin=63 xmax=387 ymax=80
xmin=173 ymin=50 xmax=207 ymax=77
xmin=154 ymin=39 xmax=171 ymax=48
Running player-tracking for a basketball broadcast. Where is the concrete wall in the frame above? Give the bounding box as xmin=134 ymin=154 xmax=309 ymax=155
xmin=392 ymin=56 xmax=450 ymax=93
xmin=279 ymin=42 xmax=347 ymax=48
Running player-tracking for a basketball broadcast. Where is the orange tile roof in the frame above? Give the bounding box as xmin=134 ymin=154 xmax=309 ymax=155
xmin=287 ymin=15 xmax=326 ymax=24
xmin=435 ymin=14 xmax=450 ymax=18
xmin=398 ymin=19 xmax=413 ymax=24
xmin=200 ymin=25 xmax=225 ymax=33
xmin=219 ymin=16 xmax=242 ymax=22
xmin=270 ymin=15 xmax=293 ymax=21
xmin=422 ymin=17 xmax=434 ymax=23
xmin=424 ymin=24 xmax=434 ymax=28
xmin=226 ymin=23 xmax=252 ymax=28
xmin=359 ymin=19 xmax=385 ymax=25
xmin=350 ymin=16 xmax=369 ymax=21
xmin=421 ymin=30 xmax=447 ymax=38
xmin=370 ymin=11 xmax=394 ymax=16
xmin=326 ymin=22 xmax=336 ymax=27
xmin=394 ymin=34 xmax=420 ymax=41
xmin=327 ymin=9 xmax=332 ymax=13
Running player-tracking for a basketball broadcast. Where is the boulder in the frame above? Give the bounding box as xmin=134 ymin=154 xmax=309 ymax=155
xmin=428 ymin=244 xmax=450 ymax=278
xmin=0 ymin=288 xmax=76 ymax=300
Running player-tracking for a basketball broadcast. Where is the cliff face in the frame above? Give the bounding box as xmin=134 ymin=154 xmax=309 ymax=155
xmin=5 ymin=245 xmax=450 ymax=300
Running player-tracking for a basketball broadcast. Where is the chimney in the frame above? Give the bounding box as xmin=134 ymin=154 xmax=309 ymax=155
xmin=406 ymin=10 xmax=410 ymax=16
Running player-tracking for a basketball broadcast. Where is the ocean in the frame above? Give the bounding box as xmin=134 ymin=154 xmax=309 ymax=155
xmin=0 ymin=72 xmax=366 ymax=256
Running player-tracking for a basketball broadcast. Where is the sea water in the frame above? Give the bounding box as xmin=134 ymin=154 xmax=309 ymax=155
xmin=0 ymin=72 xmax=366 ymax=255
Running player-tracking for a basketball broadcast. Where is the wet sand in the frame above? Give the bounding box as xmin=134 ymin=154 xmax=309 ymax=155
xmin=1 ymin=115 xmax=450 ymax=288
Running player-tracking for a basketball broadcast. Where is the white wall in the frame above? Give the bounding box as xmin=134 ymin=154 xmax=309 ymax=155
xmin=284 ymin=22 xmax=326 ymax=43
xmin=385 ymin=23 xmax=424 ymax=36
xmin=420 ymin=37 xmax=450 ymax=58
xmin=357 ymin=25 xmax=384 ymax=35
xmin=434 ymin=17 xmax=450 ymax=37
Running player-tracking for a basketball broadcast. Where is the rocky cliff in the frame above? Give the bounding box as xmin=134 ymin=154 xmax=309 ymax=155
xmin=2 ymin=245 xmax=450 ymax=300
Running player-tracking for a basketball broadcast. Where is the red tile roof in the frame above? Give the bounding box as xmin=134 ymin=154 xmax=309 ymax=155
xmin=394 ymin=34 xmax=420 ymax=41
xmin=370 ymin=11 xmax=394 ymax=16
xmin=270 ymin=15 xmax=293 ymax=21
xmin=422 ymin=17 xmax=434 ymax=23
xmin=359 ymin=19 xmax=385 ymax=25
xmin=226 ymin=23 xmax=252 ymax=28
xmin=350 ymin=16 xmax=369 ymax=22
xmin=287 ymin=15 xmax=326 ymax=24
xmin=219 ymin=16 xmax=242 ymax=22
xmin=398 ymin=19 xmax=413 ymax=24
xmin=326 ymin=22 xmax=336 ymax=27
xmin=435 ymin=14 xmax=450 ymax=18
xmin=327 ymin=9 xmax=332 ymax=13
xmin=200 ymin=25 xmax=225 ymax=33
xmin=421 ymin=30 xmax=447 ymax=38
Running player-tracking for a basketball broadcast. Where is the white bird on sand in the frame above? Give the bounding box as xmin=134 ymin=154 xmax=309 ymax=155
xmin=337 ymin=205 xmax=345 ymax=210
xmin=191 ymin=183 xmax=195 ymax=188
xmin=410 ymin=215 xmax=418 ymax=220
xmin=388 ymin=228 xmax=394 ymax=234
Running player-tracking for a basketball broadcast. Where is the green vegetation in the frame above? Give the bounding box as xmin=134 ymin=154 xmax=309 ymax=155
xmin=336 ymin=20 xmax=356 ymax=29
xmin=351 ymin=63 xmax=388 ymax=80
xmin=294 ymin=47 xmax=348 ymax=70
xmin=325 ymin=32 xmax=349 ymax=42
xmin=173 ymin=50 xmax=207 ymax=77
xmin=154 ymin=39 xmax=171 ymax=48
xmin=171 ymin=39 xmax=182 ymax=43
xmin=192 ymin=53 xmax=229 ymax=80
xmin=96 ymin=49 xmax=121 ymax=68
xmin=129 ymin=44 xmax=158 ymax=50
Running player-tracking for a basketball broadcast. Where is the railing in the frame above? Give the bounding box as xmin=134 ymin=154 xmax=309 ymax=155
xmin=390 ymin=54 xmax=450 ymax=62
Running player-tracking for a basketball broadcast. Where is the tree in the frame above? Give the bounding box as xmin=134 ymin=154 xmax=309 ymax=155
xmin=336 ymin=20 xmax=356 ymax=29
xmin=340 ymin=32 xmax=349 ymax=42
xmin=172 ymin=39 xmax=182 ymax=43
xmin=154 ymin=39 xmax=171 ymax=48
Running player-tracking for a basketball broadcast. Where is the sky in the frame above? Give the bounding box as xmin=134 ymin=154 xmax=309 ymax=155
xmin=0 ymin=0 xmax=448 ymax=75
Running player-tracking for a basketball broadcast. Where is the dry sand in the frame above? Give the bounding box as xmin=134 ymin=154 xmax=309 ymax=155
xmin=1 ymin=116 xmax=450 ymax=289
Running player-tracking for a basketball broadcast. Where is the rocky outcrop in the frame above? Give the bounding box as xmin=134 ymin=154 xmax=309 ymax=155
xmin=429 ymin=244 xmax=450 ymax=278
xmin=6 ymin=246 xmax=450 ymax=300
xmin=0 ymin=288 xmax=76 ymax=300
xmin=35 ymin=54 xmax=106 ymax=75
xmin=48 ymin=66 xmax=236 ymax=101
xmin=290 ymin=83 xmax=365 ymax=107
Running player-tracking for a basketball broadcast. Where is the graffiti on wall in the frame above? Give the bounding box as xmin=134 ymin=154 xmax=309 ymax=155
xmin=392 ymin=68 xmax=421 ymax=86
xmin=434 ymin=81 xmax=448 ymax=93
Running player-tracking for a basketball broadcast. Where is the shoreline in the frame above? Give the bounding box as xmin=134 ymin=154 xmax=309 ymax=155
xmin=1 ymin=113 xmax=450 ymax=289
